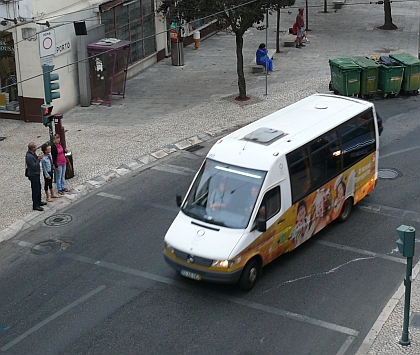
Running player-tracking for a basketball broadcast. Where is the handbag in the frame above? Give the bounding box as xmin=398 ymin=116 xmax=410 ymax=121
xmin=65 ymin=152 xmax=74 ymax=179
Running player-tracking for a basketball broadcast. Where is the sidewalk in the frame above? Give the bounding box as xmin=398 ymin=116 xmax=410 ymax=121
xmin=1 ymin=1 xmax=420 ymax=353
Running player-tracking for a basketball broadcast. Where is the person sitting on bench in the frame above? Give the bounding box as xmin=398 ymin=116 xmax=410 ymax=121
xmin=256 ymin=43 xmax=273 ymax=72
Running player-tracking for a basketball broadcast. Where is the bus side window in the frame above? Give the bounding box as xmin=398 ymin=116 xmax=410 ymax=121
xmin=287 ymin=148 xmax=311 ymax=203
xmin=261 ymin=186 xmax=281 ymax=221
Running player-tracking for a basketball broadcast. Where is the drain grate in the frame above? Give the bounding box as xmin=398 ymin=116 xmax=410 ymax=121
xmin=44 ymin=213 xmax=73 ymax=227
xmin=378 ymin=168 xmax=401 ymax=180
xmin=31 ymin=240 xmax=64 ymax=255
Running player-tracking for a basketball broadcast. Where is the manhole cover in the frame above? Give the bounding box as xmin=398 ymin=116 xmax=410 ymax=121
xmin=378 ymin=168 xmax=401 ymax=180
xmin=44 ymin=213 xmax=73 ymax=227
xmin=31 ymin=240 xmax=63 ymax=255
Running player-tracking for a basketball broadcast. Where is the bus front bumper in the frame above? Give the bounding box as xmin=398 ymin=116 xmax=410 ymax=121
xmin=164 ymin=252 xmax=243 ymax=284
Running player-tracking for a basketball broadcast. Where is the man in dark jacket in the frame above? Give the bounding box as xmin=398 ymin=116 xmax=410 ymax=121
xmin=26 ymin=142 xmax=47 ymax=211
xmin=295 ymin=8 xmax=305 ymax=49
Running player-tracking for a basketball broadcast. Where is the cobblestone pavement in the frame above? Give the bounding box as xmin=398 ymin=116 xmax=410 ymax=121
xmin=1 ymin=1 xmax=420 ymax=353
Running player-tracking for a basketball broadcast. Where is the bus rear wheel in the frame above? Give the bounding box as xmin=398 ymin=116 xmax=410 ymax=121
xmin=337 ymin=198 xmax=353 ymax=223
xmin=238 ymin=259 xmax=259 ymax=291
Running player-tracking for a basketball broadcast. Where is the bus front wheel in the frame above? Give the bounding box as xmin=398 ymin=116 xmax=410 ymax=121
xmin=238 ymin=259 xmax=259 ymax=291
xmin=337 ymin=198 xmax=353 ymax=223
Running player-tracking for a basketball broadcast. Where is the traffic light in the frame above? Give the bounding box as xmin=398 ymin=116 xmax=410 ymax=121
xmin=41 ymin=104 xmax=53 ymax=127
xmin=42 ymin=64 xmax=60 ymax=104
xmin=396 ymin=225 xmax=415 ymax=258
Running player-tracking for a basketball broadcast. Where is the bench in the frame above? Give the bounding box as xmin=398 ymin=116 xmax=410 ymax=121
xmin=333 ymin=0 xmax=345 ymax=8
xmin=250 ymin=49 xmax=276 ymax=73
xmin=283 ymin=33 xmax=297 ymax=47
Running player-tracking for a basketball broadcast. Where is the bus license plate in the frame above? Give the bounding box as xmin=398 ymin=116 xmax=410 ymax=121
xmin=180 ymin=269 xmax=202 ymax=281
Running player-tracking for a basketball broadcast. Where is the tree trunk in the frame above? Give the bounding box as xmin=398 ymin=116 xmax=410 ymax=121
xmin=235 ymin=32 xmax=248 ymax=100
xmin=276 ymin=8 xmax=280 ymax=53
xmin=380 ymin=0 xmax=398 ymax=30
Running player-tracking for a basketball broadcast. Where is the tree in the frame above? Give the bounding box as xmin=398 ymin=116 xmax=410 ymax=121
xmin=380 ymin=0 xmax=397 ymax=30
xmin=273 ymin=1 xmax=296 ymax=53
xmin=158 ymin=0 xmax=292 ymax=100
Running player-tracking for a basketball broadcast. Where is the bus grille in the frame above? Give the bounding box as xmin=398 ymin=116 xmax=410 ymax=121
xmin=173 ymin=249 xmax=213 ymax=267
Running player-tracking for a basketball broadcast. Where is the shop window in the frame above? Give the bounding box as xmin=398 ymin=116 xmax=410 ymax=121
xmin=101 ymin=0 xmax=156 ymax=64
xmin=0 ymin=32 xmax=18 ymax=112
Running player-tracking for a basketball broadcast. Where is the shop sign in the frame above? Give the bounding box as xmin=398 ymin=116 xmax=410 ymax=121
xmin=39 ymin=30 xmax=56 ymax=57
xmin=54 ymin=40 xmax=71 ymax=56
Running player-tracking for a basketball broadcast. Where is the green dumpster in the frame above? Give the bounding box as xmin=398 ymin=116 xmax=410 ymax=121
xmin=390 ymin=53 xmax=420 ymax=94
xmin=329 ymin=58 xmax=361 ymax=96
xmin=351 ymin=56 xmax=380 ymax=97
xmin=377 ymin=56 xmax=404 ymax=97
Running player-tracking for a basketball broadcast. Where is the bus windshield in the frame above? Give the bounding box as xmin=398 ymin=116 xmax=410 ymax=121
xmin=181 ymin=158 xmax=266 ymax=229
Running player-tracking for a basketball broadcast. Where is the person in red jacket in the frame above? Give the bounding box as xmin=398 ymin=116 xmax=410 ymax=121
xmin=295 ymin=8 xmax=305 ymax=49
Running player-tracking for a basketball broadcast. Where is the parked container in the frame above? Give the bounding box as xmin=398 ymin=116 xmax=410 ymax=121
xmin=377 ymin=56 xmax=404 ymax=97
xmin=351 ymin=56 xmax=380 ymax=98
xmin=389 ymin=53 xmax=420 ymax=94
xmin=329 ymin=58 xmax=361 ymax=96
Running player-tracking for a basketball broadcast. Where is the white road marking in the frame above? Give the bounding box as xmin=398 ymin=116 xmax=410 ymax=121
xmin=152 ymin=164 xmax=196 ymax=176
xmin=0 ymin=285 xmax=105 ymax=352
xmin=357 ymin=202 xmax=420 ymax=222
xmin=380 ymin=145 xmax=420 ymax=159
xmin=316 ymin=240 xmax=406 ymax=264
xmin=97 ymin=192 xmax=126 ymax=200
xmin=60 ymin=252 xmax=359 ymax=337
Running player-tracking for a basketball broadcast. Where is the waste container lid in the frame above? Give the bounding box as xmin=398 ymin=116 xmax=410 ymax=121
xmin=390 ymin=53 xmax=420 ymax=66
xmin=351 ymin=56 xmax=380 ymax=69
xmin=329 ymin=58 xmax=360 ymax=70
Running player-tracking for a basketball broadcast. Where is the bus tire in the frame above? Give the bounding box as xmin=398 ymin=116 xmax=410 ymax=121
xmin=337 ymin=198 xmax=353 ymax=223
xmin=238 ymin=259 xmax=259 ymax=291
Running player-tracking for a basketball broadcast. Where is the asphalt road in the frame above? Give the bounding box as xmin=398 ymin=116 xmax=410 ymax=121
xmin=1 ymin=98 xmax=420 ymax=355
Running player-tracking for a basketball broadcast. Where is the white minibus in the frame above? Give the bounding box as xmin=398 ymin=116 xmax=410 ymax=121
xmin=164 ymin=94 xmax=380 ymax=290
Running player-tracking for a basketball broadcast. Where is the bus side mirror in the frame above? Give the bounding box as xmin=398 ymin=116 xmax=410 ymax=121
xmin=256 ymin=217 xmax=266 ymax=232
xmin=176 ymin=194 xmax=182 ymax=207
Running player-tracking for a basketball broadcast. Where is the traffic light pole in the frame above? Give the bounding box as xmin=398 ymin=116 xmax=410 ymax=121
xmin=400 ymin=255 xmax=413 ymax=346
xmin=395 ymin=225 xmax=416 ymax=346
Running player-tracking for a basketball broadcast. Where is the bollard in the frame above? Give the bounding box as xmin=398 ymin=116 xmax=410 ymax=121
xmin=193 ymin=30 xmax=200 ymax=50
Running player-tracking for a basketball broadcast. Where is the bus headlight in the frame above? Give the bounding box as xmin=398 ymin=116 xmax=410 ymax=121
xmin=212 ymin=260 xmax=234 ymax=268
xmin=165 ymin=242 xmax=175 ymax=254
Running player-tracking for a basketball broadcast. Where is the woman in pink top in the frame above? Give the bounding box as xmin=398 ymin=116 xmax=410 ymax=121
xmin=51 ymin=133 xmax=68 ymax=194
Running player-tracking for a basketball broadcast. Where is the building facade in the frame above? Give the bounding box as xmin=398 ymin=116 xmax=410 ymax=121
xmin=0 ymin=0 xmax=216 ymax=122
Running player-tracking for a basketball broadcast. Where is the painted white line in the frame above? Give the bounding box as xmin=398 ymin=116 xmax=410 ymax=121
xmin=336 ymin=335 xmax=355 ymax=355
xmin=0 ymin=285 xmax=105 ymax=352
xmin=355 ymin=262 xmax=420 ymax=355
xmin=60 ymin=252 xmax=359 ymax=337
xmin=380 ymin=145 xmax=420 ymax=159
xmin=151 ymin=164 xmax=196 ymax=176
xmin=317 ymin=240 xmax=406 ymax=264
xmin=357 ymin=202 xmax=420 ymax=222
xmin=97 ymin=192 xmax=126 ymax=201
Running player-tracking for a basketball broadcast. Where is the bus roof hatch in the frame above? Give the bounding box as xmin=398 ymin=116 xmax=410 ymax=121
xmin=242 ymin=127 xmax=288 ymax=145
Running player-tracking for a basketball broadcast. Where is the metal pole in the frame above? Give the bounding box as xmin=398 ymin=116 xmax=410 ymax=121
xmin=400 ymin=256 xmax=413 ymax=346
xmin=305 ymin=0 xmax=309 ymax=31
xmin=265 ymin=9 xmax=268 ymax=96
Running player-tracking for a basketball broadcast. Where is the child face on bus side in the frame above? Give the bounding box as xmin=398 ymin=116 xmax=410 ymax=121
xmin=337 ymin=182 xmax=345 ymax=200
xmin=297 ymin=205 xmax=306 ymax=225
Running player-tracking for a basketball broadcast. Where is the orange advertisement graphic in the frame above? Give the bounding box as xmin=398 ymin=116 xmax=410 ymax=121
xmin=243 ymin=155 xmax=376 ymax=265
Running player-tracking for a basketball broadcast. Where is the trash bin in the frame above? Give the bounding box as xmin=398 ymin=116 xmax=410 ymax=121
xmin=351 ymin=56 xmax=380 ymax=98
xmin=65 ymin=151 xmax=74 ymax=179
xmin=389 ymin=53 xmax=420 ymax=94
xmin=377 ymin=56 xmax=404 ymax=98
xmin=329 ymin=58 xmax=361 ymax=96
xmin=170 ymin=28 xmax=184 ymax=66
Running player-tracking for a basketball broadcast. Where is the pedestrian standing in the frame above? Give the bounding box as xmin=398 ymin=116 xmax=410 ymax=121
xmin=295 ymin=8 xmax=305 ymax=49
xmin=51 ymin=133 xmax=68 ymax=195
xmin=41 ymin=143 xmax=60 ymax=202
xmin=26 ymin=142 xmax=47 ymax=211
